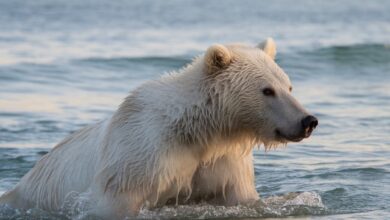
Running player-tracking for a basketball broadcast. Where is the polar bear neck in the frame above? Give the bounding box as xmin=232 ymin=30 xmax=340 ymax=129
xmin=161 ymin=58 xmax=260 ymax=157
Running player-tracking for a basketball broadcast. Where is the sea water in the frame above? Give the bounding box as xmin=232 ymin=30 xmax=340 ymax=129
xmin=0 ymin=0 xmax=389 ymax=219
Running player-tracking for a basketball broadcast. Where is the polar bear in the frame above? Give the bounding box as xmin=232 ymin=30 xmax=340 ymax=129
xmin=0 ymin=38 xmax=318 ymax=219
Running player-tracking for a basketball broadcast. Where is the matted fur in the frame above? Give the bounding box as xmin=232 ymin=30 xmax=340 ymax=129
xmin=0 ymin=39 xmax=313 ymax=219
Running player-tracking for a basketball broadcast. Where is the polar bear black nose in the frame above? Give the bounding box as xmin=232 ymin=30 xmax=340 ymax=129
xmin=301 ymin=115 xmax=318 ymax=134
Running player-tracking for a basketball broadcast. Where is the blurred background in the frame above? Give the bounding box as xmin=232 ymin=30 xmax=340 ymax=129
xmin=0 ymin=0 xmax=389 ymax=219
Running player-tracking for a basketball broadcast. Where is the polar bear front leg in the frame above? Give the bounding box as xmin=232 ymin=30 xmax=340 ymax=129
xmin=224 ymin=153 xmax=260 ymax=205
xmin=193 ymin=153 xmax=259 ymax=205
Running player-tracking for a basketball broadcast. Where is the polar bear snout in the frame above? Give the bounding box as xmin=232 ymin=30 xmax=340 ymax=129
xmin=275 ymin=115 xmax=318 ymax=142
xmin=301 ymin=115 xmax=318 ymax=137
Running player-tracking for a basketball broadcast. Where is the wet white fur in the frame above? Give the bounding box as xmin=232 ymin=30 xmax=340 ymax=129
xmin=0 ymin=39 xmax=305 ymax=219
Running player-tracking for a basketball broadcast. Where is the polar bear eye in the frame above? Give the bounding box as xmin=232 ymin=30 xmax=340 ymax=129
xmin=262 ymin=88 xmax=275 ymax=96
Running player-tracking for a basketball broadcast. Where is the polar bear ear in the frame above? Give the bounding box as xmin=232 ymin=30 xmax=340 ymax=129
xmin=258 ymin=38 xmax=277 ymax=60
xmin=204 ymin=44 xmax=232 ymax=74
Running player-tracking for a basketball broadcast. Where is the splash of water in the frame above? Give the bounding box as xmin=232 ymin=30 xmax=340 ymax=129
xmin=138 ymin=191 xmax=326 ymax=219
xmin=0 ymin=191 xmax=326 ymax=220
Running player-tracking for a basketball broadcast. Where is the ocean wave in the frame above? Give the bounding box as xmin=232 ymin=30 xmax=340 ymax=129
xmin=65 ymin=43 xmax=390 ymax=80
xmin=299 ymin=43 xmax=390 ymax=65
xmin=75 ymin=56 xmax=192 ymax=70
xmin=300 ymin=167 xmax=389 ymax=180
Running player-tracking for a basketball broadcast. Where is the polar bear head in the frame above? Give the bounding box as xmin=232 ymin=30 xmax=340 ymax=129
xmin=203 ymin=38 xmax=318 ymax=147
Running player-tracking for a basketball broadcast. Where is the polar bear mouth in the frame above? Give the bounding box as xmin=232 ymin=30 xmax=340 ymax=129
xmin=275 ymin=129 xmax=305 ymax=142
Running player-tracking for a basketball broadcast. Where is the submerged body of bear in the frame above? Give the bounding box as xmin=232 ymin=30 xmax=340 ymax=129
xmin=0 ymin=38 xmax=318 ymax=218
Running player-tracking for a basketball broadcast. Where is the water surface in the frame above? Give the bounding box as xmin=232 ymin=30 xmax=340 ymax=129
xmin=0 ymin=0 xmax=389 ymax=219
